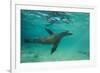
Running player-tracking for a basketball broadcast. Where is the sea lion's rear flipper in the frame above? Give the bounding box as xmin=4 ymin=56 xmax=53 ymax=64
xmin=51 ymin=42 xmax=58 ymax=54
xmin=45 ymin=28 xmax=54 ymax=35
xmin=24 ymin=38 xmax=42 ymax=43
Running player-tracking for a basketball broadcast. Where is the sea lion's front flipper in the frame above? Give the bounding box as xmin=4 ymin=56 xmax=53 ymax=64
xmin=51 ymin=42 xmax=58 ymax=54
xmin=45 ymin=28 xmax=54 ymax=35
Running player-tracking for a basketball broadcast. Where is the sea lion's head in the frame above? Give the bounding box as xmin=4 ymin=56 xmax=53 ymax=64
xmin=62 ymin=30 xmax=73 ymax=36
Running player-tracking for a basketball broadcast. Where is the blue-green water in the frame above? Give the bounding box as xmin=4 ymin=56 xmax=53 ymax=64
xmin=21 ymin=10 xmax=90 ymax=63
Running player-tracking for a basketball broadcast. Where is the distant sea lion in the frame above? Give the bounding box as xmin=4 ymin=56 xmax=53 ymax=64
xmin=25 ymin=28 xmax=72 ymax=54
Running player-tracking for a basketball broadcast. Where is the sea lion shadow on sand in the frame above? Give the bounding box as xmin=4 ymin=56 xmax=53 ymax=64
xmin=24 ymin=27 xmax=73 ymax=54
xmin=78 ymin=50 xmax=89 ymax=56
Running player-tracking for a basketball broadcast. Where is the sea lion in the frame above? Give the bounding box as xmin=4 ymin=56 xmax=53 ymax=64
xmin=24 ymin=28 xmax=72 ymax=54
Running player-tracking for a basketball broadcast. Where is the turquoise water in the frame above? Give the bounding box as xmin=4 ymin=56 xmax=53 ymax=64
xmin=21 ymin=10 xmax=90 ymax=63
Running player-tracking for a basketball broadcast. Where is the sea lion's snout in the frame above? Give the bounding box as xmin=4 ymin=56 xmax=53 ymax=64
xmin=65 ymin=31 xmax=73 ymax=35
xmin=68 ymin=31 xmax=73 ymax=35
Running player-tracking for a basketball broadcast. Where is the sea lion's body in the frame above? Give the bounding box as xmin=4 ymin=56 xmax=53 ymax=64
xmin=25 ymin=28 xmax=72 ymax=54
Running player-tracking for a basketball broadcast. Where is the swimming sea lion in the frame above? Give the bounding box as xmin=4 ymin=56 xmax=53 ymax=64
xmin=25 ymin=28 xmax=72 ymax=54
